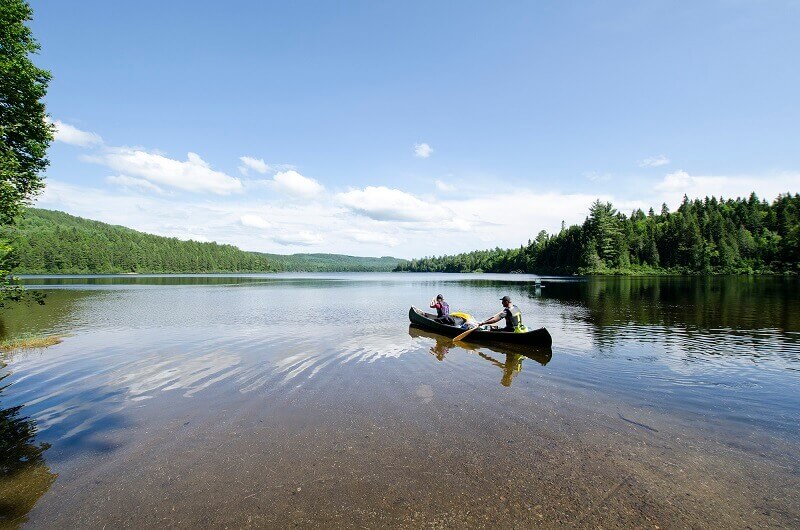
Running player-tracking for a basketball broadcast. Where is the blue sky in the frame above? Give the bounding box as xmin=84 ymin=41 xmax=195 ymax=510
xmin=31 ymin=0 xmax=800 ymax=257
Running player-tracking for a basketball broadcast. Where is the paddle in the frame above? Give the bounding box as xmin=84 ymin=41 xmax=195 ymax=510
xmin=453 ymin=323 xmax=483 ymax=342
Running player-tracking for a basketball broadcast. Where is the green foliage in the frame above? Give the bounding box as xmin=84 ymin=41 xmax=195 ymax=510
xmin=0 ymin=0 xmax=53 ymax=215
xmin=8 ymin=209 xmax=404 ymax=273
xmin=1 ymin=0 xmax=52 ymax=306
xmin=258 ymin=252 xmax=403 ymax=272
xmin=395 ymin=193 xmax=800 ymax=275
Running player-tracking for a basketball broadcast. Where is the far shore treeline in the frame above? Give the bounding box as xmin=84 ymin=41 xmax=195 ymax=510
xmin=395 ymin=193 xmax=800 ymax=275
xmin=7 ymin=209 xmax=402 ymax=273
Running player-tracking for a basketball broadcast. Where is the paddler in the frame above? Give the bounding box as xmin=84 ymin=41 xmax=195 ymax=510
xmin=479 ymin=295 xmax=527 ymax=333
xmin=430 ymin=294 xmax=455 ymax=325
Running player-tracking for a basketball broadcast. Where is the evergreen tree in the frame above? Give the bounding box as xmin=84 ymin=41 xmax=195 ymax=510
xmin=1 ymin=0 xmax=52 ymax=306
xmin=395 ymin=193 xmax=800 ymax=275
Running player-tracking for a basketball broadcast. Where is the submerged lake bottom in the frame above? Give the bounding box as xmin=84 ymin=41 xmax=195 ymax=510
xmin=1 ymin=273 xmax=799 ymax=528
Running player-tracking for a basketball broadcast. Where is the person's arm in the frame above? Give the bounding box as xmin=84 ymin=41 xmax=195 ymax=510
xmin=430 ymin=298 xmax=437 ymax=308
xmin=480 ymin=311 xmax=505 ymax=325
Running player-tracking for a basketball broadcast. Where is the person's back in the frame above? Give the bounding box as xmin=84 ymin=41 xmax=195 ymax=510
xmin=501 ymin=303 xmax=522 ymax=331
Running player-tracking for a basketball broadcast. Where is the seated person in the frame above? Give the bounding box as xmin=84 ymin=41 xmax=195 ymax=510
xmin=479 ymin=295 xmax=527 ymax=332
xmin=430 ymin=294 xmax=456 ymax=325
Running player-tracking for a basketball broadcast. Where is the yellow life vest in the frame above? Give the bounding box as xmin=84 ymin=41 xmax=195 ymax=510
xmin=512 ymin=309 xmax=528 ymax=333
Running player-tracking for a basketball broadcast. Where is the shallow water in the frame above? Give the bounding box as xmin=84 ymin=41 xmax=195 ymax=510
xmin=1 ymin=273 xmax=799 ymax=528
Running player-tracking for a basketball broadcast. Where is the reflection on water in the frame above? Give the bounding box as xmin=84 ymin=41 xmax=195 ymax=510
xmin=0 ymin=273 xmax=798 ymax=525
xmin=0 ymin=361 xmax=57 ymax=527
xmin=408 ymin=326 xmax=552 ymax=386
xmin=544 ymin=276 xmax=800 ymax=342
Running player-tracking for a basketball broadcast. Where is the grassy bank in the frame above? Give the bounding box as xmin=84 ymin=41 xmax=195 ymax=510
xmin=0 ymin=335 xmax=63 ymax=352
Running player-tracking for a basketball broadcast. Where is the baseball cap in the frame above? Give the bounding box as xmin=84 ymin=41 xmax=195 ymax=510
xmin=500 ymin=295 xmax=511 ymax=302
xmin=436 ymin=294 xmax=444 ymax=300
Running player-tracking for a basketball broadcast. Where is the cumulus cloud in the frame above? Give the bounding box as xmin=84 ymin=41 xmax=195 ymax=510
xmin=640 ymin=155 xmax=670 ymax=167
xmin=653 ymin=170 xmax=800 ymax=206
xmin=38 ymin=156 xmax=799 ymax=259
xmin=51 ymin=119 xmax=103 ymax=147
xmin=87 ymin=148 xmax=242 ymax=195
xmin=273 ymin=231 xmax=323 ymax=246
xmin=414 ymin=143 xmax=433 ymax=158
xmin=336 ymin=186 xmax=450 ymax=222
xmin=438 ymin=190 xmax=617 ymax=245
xmin=36 ymin=180 xmax=337 ymax=251
xmin=655 ymin=170 xmax=694 ymax=192
xmin=239 ymin=156 xmax=270 ymax=175
xmin=106 ymin=175 xmax=165 ymax=195
xmin=240 ymin=214 xmax=272 ymax=229
xmin=271 ymin=170 xmax=324 ymax=197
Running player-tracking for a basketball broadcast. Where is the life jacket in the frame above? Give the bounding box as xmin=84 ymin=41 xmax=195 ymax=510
xmin=436 ymin=301 xmax=450 ymax=318
xmin=451 ymin=311 xmax=472 ymax=321
xmin=504 ymin=305 xmax=528 ymax=333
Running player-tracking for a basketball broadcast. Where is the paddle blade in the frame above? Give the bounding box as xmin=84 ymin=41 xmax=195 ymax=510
xmin=453 ymin=326 xmax=479 ymax=342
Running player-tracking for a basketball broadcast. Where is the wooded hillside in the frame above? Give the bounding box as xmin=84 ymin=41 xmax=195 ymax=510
xmin=8 ymin=209 xmax=402 ymax=273
xmin=395 ymin=193 xmax=800 ymax=275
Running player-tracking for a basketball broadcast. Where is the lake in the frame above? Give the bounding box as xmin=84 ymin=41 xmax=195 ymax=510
xmin=1 ymin=273 xmax=799 ymax=528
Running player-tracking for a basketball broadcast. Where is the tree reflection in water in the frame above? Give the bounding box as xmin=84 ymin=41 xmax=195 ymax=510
xmin=0 ymin=362 xmax=57 ymax=528
xmin=409 ymin=326 xmax=552 ymax=386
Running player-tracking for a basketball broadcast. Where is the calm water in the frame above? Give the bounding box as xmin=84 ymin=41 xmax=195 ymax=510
xmin=1 ymin=273 xmax=799 ymax=528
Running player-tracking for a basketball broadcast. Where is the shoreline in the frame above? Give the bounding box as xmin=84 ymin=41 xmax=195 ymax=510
xmin=12 ymin=270 xmax=800 ymax=277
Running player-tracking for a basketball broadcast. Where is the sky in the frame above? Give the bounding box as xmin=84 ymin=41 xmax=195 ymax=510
xmin=29 ymin=0 xmax=800 ymax=258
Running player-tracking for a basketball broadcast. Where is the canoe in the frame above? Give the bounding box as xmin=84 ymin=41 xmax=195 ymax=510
xmin=408 ymin=306 xmax=553 ymax=347
xmin=408 ymin=325 xmax=552 ymax=365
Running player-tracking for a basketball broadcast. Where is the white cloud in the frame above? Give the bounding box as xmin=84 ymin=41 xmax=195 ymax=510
xmin=438 ymin=190 xmax=616 ymax=247
xmin=35 ymin=160 xmax=800 ymax=260
xmin=271 ymin=170 xmax=324 ymax=197
xmin=87 ymin=148 xmax=242 ymax=195
xmin=240 ymin=214 xmax=272 ymax=229
xmin=186 ymin=152 xmax=209 ymax=167
xmin=106 ymin=175 xmax=165 ymax=195
xmin=654 ymin=170 xmax=693 ymax=192
xmin=36 ymin=180 xmax=341 ymax=253
xmin=414 ymin=143 xmax=433 ymax=158
xmin=654 ymin=170 xmax=800 ymax=206
xmin=273 ymin=231 xmax=323 ymax=246
xmin=346 ymin=230 xmax=400 ymax=247
xmin=435 ymin=180 xmax=455 ymax=192
xmin=51 ymin=119 xmax=103 ymax=147
xmin=238 ymin=156 xmax=270 ymax=176
xmin=336 ymin=186 xmax=450 ymax=222
xmin=640 ymin=155 xmax=670 ymax=167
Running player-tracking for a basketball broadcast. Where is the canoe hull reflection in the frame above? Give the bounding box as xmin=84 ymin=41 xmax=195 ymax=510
xmin=408 ymin=306 xmax=553 ymax=347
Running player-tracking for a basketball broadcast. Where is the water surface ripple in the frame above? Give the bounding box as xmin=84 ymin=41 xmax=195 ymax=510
xmin=1 ymin=273 xmax=798 ymax=528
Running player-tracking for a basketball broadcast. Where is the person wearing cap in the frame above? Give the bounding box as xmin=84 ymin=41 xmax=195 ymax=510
xmin=430 ymin=294 xmax=455 ymax=325
xmin=479 ymin=295 xmax=527 ymax=332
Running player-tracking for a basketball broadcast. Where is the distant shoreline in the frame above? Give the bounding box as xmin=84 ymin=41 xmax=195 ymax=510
xmin=13 ymin=270 xmax=797 ymax=278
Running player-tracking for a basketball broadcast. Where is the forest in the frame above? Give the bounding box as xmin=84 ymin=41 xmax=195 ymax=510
xmin=395 ymin=193 xmax=800 ymax=275
xmin=7 ymin=209 xmax=402 ymax=273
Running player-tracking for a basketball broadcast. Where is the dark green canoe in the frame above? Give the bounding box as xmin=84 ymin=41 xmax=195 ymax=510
xmin=408 ymin=306 xmax=553 ymax=347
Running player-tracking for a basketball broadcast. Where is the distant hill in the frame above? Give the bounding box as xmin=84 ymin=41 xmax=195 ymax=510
xmin=7 ymin=209 xmax=403 ymax=273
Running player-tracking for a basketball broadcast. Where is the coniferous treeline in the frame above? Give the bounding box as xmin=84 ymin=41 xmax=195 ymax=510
xmin=395 ymin=193 xmax=800 ymax=275
xmin=8 ymin=209 xmax=402 ymax=273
